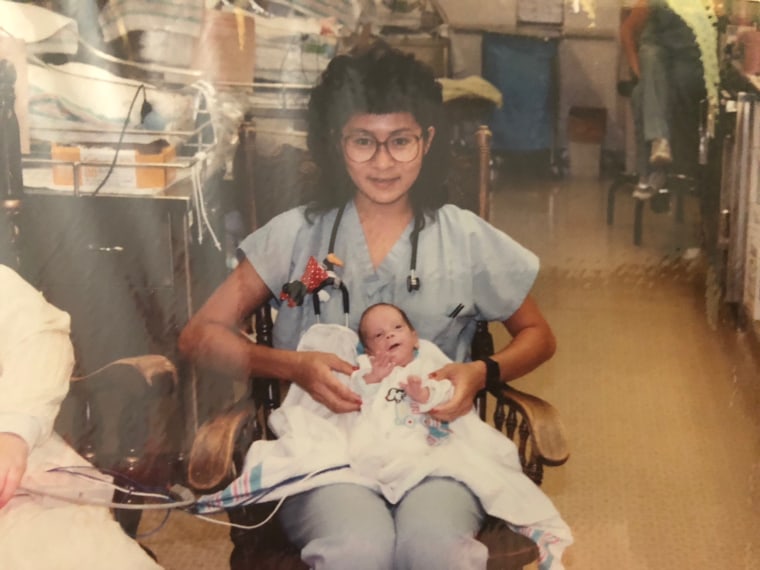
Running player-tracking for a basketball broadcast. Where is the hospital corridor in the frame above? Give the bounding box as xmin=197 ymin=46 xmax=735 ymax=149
xmin=135 ymin=172 xmax=760 ymax=570
xmin=4 ymin=0 xmax=759 ymax=567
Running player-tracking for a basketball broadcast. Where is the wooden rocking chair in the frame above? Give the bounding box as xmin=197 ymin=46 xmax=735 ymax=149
xmin=56 ymin=355 xmax=184 ymax=547
xmin=186 ymin=118 xmax=570 ymax=569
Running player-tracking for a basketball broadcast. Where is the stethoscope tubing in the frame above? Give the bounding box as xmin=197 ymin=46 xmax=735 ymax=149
xmin=326 ymin=202 xmax=423 ymax=294
xmin=312 ymin=277 xmax=350 ymax=327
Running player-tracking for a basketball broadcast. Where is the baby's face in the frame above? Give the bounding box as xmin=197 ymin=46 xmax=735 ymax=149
xmin=361 ymin=305 xmax=418 ymax=366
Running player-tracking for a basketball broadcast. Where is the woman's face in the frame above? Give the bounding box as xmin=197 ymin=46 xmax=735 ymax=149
xmin=340 ymin=112 xmax=434 ymax=209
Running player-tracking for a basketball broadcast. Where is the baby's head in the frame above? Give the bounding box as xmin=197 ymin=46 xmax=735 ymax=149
xmin=358 ymin=303 xmax=419 ymax=366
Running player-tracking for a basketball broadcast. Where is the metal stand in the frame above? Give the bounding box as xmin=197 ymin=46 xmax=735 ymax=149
xmin=0 ymin=58 xmax=23 ymax=268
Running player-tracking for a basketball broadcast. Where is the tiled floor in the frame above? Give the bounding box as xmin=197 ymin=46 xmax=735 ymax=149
xmin=140 ymin=173 xmax=760 ymax=569
xmin=492 ymin=173 xmax=760 ymax=569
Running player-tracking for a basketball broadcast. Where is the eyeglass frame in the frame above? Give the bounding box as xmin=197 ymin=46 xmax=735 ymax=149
xmin=340 ymin=129 xmax=430 ymax=164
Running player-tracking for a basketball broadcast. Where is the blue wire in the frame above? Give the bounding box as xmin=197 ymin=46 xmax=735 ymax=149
xmin=46 ymin=465 xmax=176 ymax=502
xmin=45 ymin=465 xmax=185 ymax=538
xmin=134 ymin=509 xmax=173 ymax=540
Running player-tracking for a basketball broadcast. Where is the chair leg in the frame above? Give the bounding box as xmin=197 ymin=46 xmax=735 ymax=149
xmin=633 ymin=198 xmax=645 ymax=245
xmin=675 ymin=186 xmax=685 ymax=223
xmin=607 ymin=173 xmax=639 ymax=226
xmin=606 ymin=180 xmax=618 ymax=225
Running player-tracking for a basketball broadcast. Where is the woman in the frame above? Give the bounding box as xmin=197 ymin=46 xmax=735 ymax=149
xmin=620 ymin=0 xmax=717 ymax=197
xmin=179 ymin=41 xmax=557 ymax=569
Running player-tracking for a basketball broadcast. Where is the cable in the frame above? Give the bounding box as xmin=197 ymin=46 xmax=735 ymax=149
xmin=191 ymin=151 xmax=222 ymax=250
xmin=16 ymin=465 xmax=196 ymax=511
xmin=191 ymin=153 xmax=204 ymax=244
xmin=16 ymin=484 xmax=196 ymax=510
xmin=134 ymin=509 xmax=172 ymax=540
xmin=193 ymin=498 xmax=282 ymax=530
xmin=184 ymin=81 xmax=222 ymax=251
xmin=191 ymin=465 xmax=349 ymax=529
xmin=50 ymin=464 xmax=160 ymax=494
xmin=47 ymin=466 xmax=175 ymax=502
xmin=91 ymin=84 xmax=146 ymax=196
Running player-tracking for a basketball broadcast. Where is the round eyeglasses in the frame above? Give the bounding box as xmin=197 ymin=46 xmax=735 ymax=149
xmin=342 ymin=133 xmax=424 ymax=163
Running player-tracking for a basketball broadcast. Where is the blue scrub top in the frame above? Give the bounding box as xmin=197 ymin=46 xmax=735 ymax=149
xmin=239 ymin=201 xmax=539 ymax=362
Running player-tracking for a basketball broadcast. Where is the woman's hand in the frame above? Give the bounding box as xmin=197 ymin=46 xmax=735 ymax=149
xmin=427 ymin=296 xmax=555 ymax=423
xmin=0 ymin=433 xmax=29 ymax=509
xmin=427 ymin=361 xmax=485 ymax=422
xmin=291 ymin=351 xmax=363 ymax=413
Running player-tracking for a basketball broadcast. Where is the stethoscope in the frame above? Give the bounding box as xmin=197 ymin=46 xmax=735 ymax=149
xmin=313 ymin=203 xmax=423 ymax=321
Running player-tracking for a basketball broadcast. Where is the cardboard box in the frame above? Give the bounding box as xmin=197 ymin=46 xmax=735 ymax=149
xmin=568 ymin=106 xmax=607 ymax=144
xmin=386 ymin=35 xmax=450 ymax=78
xmin=51 ymin=141 xmax=177 ymax=189
xmin=192 ymin=9 xmax=255 ymax=84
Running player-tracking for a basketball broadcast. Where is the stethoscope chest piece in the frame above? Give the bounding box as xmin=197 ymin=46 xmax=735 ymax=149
xmin=407 ymin=270 xmax=420 ymax=292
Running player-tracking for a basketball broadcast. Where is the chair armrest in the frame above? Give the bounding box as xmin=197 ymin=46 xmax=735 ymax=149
xmin=71 ymin=355 xmax=178 ymax=388
xmin=60 ymin=355 xmax=182 ymax=488
xmin=497 ymin=384 xmax=569 ymax=465
xmin=488 ymin=383 xmax=569 ymax=484
xmin=186 ymin=397 xmax=261 ymax=493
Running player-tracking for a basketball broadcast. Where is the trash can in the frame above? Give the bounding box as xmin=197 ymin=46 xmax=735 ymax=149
xmin=483 ymin=33 xmax=558 ymax=153
xmin=567 ymin=106 xmax=607 ymax=178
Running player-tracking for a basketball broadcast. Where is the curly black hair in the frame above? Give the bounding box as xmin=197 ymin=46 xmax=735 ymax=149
xmin=305 ymin=40 xmax=450 ymax=218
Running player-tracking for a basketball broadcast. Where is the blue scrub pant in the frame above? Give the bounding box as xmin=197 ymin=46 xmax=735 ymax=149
xmin=278 ymin=477 xmax=488 ymax=569
xmin=631 ymin=42 xmax=705 ymax=177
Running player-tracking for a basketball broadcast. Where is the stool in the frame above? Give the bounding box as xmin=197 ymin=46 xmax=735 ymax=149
xmin=607 ymin=171 xmax=700 ymax=246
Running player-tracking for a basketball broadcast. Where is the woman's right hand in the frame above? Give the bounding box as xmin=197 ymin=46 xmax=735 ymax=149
xmin=291 ymin=351 xmax=362 ymax=413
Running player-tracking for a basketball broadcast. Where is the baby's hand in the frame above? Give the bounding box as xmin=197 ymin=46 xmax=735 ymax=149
xmin=400 ymin=375 xmax=430 ymax=403
xmin=364 ymin=354 xmax=395 ymax=384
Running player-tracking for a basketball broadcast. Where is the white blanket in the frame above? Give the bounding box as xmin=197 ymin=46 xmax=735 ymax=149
xmin=196 ymin=323 xmax=572 ymax=568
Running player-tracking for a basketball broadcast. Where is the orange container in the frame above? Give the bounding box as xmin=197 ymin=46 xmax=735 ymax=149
xmin=51 ymin=142 xmax=177 ymax=189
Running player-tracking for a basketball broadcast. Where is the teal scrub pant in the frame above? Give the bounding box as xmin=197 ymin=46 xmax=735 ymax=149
xmin=278 ymin=477 xmax=488 ymax=569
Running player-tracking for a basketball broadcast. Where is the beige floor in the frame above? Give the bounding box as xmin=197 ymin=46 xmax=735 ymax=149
xmin=139 ymin=174 xmax=760 ymax=569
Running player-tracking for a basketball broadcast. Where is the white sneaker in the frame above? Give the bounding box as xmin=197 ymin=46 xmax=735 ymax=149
xmin=649 ymin=138 xmax=672 ymax=166
xmin=646 ymin=170 xmax=667 ymax=191
xmin=632 ymin=183 xmax=654 ymax=200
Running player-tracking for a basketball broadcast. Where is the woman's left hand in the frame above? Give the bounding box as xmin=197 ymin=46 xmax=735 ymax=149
xmin=427 ymin=361 xmax=485 ymax=422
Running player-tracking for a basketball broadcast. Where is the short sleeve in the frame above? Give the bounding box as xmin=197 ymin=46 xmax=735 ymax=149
xmin=237 ymin=206 xmax=308 ymax=297
xmin=438 ymin=206 xmax=539 ymax=322
xmin=470 ymin=216 xmax=538 ymax=321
